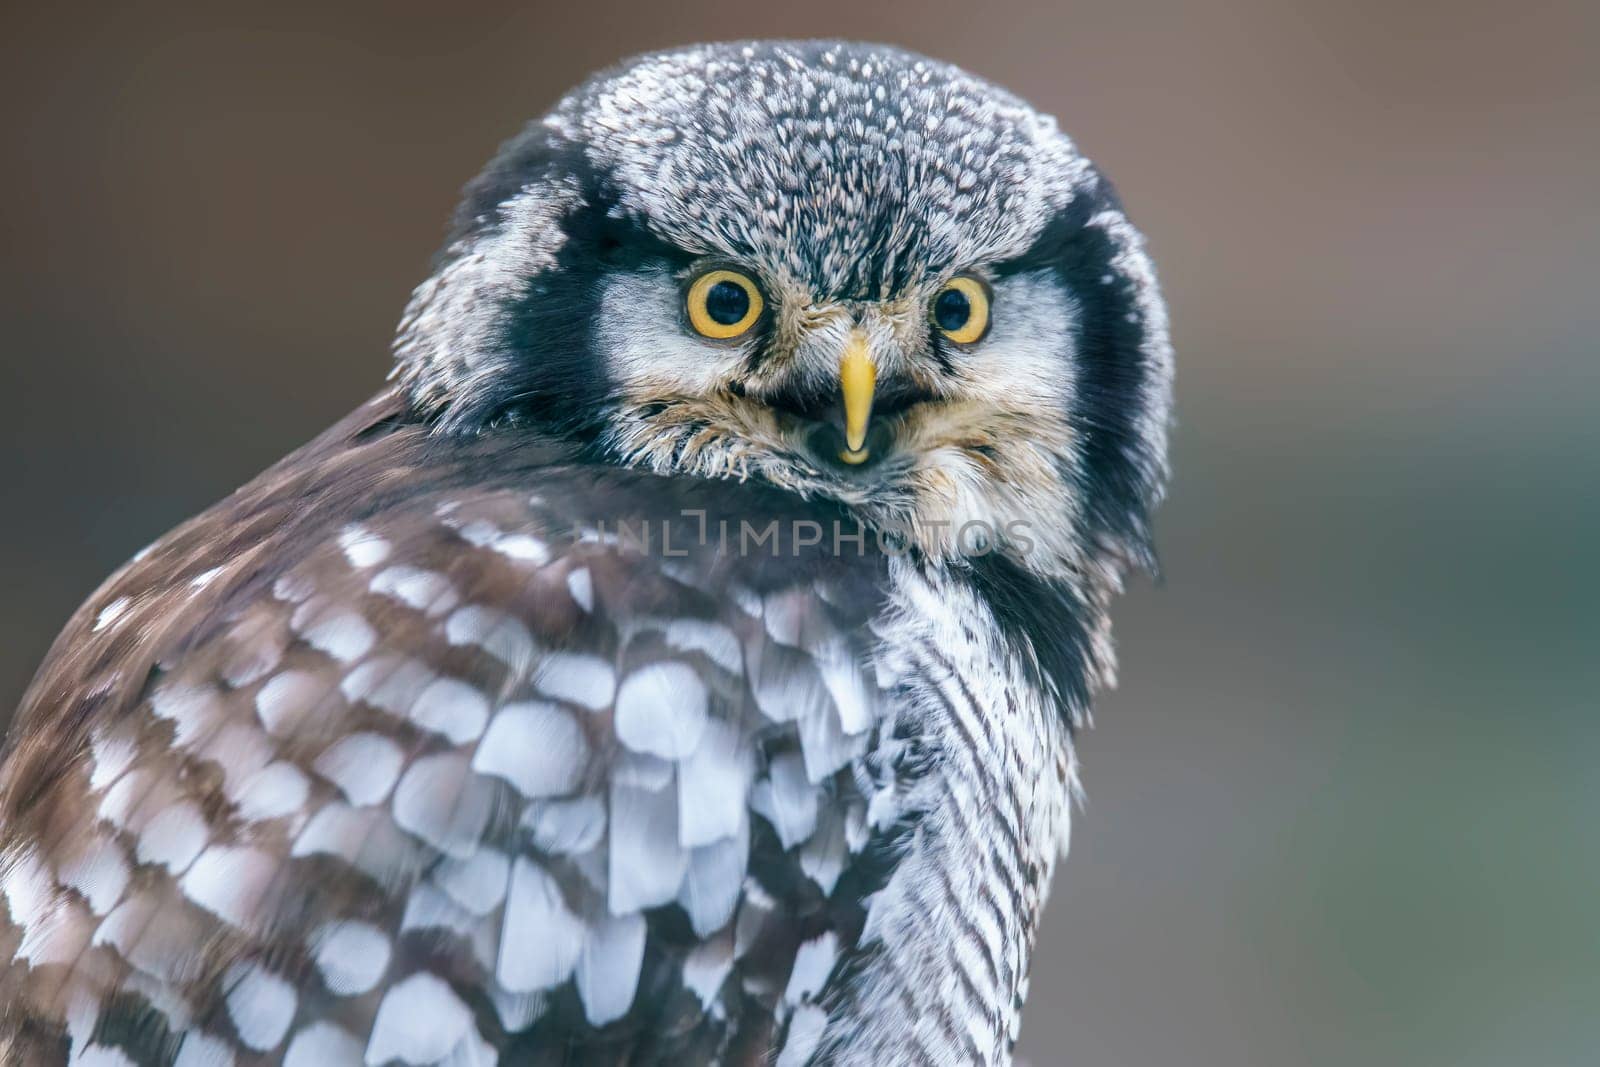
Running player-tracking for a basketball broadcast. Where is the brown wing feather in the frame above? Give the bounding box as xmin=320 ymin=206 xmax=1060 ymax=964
xmin=0 ymin=392 xmax=897 ymax=1065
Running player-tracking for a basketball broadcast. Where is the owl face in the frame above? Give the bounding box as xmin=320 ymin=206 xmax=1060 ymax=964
xmin=396 ymin=41 xmax=1171 ymax=576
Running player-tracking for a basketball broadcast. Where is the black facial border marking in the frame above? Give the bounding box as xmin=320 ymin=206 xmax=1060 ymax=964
xmin=436 ymin=126 xmax=697 ymax=440
xmin=994 ymin=167 xmax=1164 ymax=572
xmin=965 ymin=551 xmax=1095 ymax=726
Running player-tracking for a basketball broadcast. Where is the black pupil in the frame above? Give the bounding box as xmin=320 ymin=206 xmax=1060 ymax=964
xmin=704 ymin=280 xmax=750 ymax=326
xmin=934 ymin=287 xmax=971 ymax=332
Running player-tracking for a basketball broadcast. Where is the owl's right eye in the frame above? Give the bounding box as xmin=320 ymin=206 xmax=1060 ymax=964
xmin=686 ymin=269 xmax=765 ymax=340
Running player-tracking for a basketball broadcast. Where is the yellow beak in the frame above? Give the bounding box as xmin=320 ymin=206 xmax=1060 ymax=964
xmin=838 ymin=331 xmax=877 ymax=465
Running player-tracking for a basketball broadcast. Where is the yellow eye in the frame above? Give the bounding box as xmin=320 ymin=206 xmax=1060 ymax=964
xmin=686 ymin=269 xmax=764 ymax=340
xmin=931 ymin=275 xmax=991 ymax=345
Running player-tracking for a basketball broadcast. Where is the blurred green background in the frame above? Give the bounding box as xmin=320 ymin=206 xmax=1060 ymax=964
xmin=1 ymin=2 xmax=1595 ymax=1064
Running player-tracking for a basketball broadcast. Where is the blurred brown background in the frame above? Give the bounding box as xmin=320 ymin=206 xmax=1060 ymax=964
xmin=2 ymin=2 xmax=1596 ymax=1064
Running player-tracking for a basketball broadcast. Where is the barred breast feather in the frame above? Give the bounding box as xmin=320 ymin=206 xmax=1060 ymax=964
xmin=0 ymin=393 xmax=1074 ymax=1066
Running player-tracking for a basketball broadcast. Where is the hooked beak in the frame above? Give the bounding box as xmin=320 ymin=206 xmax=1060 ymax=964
xmin=837 ymin=330 xmax=877 ymax=465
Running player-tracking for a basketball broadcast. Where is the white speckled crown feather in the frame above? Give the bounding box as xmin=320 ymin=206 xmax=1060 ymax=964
xmin=550 ymin=41 xmax=1093 ymax=297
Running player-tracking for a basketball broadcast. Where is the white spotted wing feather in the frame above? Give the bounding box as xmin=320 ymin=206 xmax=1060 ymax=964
xmin=0 ymin=430 xmax=896 ymax=1065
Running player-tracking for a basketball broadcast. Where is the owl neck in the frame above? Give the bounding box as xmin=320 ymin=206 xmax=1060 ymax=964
xmin=818 ymin=558 xmax=1079 ymax=1063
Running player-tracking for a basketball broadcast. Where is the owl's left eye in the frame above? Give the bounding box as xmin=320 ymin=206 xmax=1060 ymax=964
xmin=932 ymin=275 xmax=992 ymax=346
xmin=686 ymin=269 xmax=765 ymax=340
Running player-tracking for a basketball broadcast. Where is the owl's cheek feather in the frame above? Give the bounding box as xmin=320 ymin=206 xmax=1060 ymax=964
xmin=603 ymin=372 xmax=1083 ymax=570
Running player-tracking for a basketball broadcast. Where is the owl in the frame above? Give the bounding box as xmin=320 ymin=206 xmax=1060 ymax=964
xmin=0 ymin=40 xmax=1171 ymax=1066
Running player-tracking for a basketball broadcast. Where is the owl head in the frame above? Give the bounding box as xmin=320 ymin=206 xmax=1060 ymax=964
xmin=394 ymin=41 xmax=1172 ymax=580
